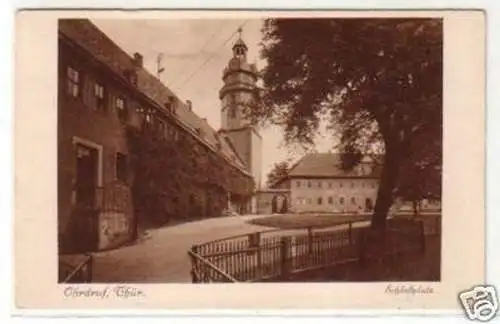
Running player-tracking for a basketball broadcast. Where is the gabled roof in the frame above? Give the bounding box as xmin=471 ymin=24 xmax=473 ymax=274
xmin=58 ymin=19 xmax=249 ymax=175
xmin=288 ymin=153 xmax=381 ymax=179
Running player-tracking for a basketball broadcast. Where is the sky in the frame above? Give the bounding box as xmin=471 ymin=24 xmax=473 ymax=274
xmin=93 ymin=18 xmax=338 ymax=186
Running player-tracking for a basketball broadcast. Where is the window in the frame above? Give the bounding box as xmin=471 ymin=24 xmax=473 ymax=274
xmin=351 ymin=197 xmax=356 ymax=204
xmin=307 ymin=181 xmax=312 ymax=188
xmin=340 ymin=182 xmax=343 ymax=188
xmin=296 ymin=181 xmax=301 ymax=188
xmin=307 ymin=198 xmax=312 ymax=204
xmin=339 ymin=197 xmax=345 ymax=205
xmin=328 ymin=197 xmax=333 ymax=205
xmin=116 ymin=152 xmax=128 ymax=183
xmin=328 ymin=182 xmax=332 ymax=189
xmin=94 ymin=82 xmax=105 ymax=111
xmin=318 ymin=181 xmax=322 ymax=189
xmin=317 ymin=197 xmax=323 ymax=205
xmin=351 ymin=182 xmax=355 ymax=189
xmin=116 ymin=97 xmax=127 ymax=122
xmin=66 ymin=66 xmax=80 ymax=97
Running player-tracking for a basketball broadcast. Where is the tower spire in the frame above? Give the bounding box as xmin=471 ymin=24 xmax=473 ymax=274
xmin=232 ymin=27 xmax=248 ymax=59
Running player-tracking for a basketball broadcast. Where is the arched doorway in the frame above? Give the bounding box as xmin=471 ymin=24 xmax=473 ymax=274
xmin=271 ymin=194 xmax=288 ymax=214
xmin=271 ymin=195 xmax=278 ymax=213
xmin=280 ymin=196 xmax=288 ymax=213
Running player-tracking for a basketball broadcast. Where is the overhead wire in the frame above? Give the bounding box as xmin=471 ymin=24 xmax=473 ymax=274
xmin=168 ymin=20 xmax=229 ymax=88
xmin=175 ymin=19 xmax=250 ymax=93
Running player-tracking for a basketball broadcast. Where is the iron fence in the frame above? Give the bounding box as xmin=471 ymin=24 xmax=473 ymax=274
xmin=59 ymin=254 xmax=93 ymax=283
xmin=188 ymin=216 xmax=441 ymax=283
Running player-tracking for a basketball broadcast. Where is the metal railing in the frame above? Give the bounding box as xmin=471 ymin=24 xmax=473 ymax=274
xmin=188 ymin=216 xmax=440 ymax=283
xmin=59 ymin=254 xmax=93 ymax=283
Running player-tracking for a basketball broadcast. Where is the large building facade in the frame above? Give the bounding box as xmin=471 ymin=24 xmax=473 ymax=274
xmin=257 ymin=153 xmax=381 ymax=214
xmin=257 ymin=153 xmax=441 ymax=215
xmin=58 ymin=20 xmax=261 ymax=254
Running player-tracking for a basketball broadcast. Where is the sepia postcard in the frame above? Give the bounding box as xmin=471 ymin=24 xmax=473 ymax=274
xmin=14 ymin=9 xmax=485 ymax=312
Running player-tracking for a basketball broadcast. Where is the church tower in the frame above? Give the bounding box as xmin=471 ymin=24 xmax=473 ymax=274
xmin=220 ymin=28 xmax=263 ymax=207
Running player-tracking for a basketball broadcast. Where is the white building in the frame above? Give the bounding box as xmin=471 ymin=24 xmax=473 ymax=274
xmin=257 ymin=153 xmax=381 ymax=214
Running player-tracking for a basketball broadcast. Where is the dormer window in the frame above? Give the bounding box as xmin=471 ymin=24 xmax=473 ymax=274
xmin=123 ymin=69 xmax=138 ymax=86
xmin=166 ymin=96 xmax=177 ymax=115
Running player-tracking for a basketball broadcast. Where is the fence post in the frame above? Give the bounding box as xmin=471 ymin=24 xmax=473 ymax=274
xmin=307 ymin=227 xmax=313 ymax=255
xmin=280 ymin=236 xmax=291 ymax=279
xmin=348 ymin=221 xmax=353 ymax=246
xmin=190 ymin=246 xmax=199 ymax=283
xmin=251 ymin=232 xmax=262 ymax=278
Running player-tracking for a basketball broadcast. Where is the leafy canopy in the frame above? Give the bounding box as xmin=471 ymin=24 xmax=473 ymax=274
xmin=252 ymin=18 xmax=442 ymax=225
xmin=266 ymin=161 xmax=290 ymax=188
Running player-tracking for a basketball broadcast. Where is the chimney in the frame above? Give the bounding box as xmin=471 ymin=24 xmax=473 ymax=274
xmin=133 ymin=52 xmax=143 ymax=68
xmin=186 ymin=100 xmax=192 ymax=111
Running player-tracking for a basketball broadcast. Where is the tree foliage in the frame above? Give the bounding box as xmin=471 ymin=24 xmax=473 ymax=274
xmin=266 ymin=161 xmax=290 ymax=188
xmin=253 ymin=18 xmax=442 ymax=228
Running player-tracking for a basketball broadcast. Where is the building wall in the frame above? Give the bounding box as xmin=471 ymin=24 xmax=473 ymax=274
xmin=250 ymin=129 xmax=262 ymax=191
xmin=59 ymin=35 xmax=255 ymax=253
xmin=58 ymin=40 xmax=137 ymax=252
xmin=224 ymin=127 xmax=262 ymax=191
xmin=290 ymin=177 xmax=379 ymax=213
xmin=225 ymin=128 xmax=250 ymax=171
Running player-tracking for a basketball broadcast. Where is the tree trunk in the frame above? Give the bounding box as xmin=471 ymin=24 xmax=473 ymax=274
xmin=371 ymin=151 xmax=399 ymax=230
xmin=412 ymin=200 xmax=418 ymax=217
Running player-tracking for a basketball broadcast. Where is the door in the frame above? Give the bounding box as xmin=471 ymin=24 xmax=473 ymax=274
xmin=73 ymin=144 xmax=99 ymax=252
xmin=76 ymin=144 xmax=98 ymax=207
xmin=280 ymin=196 xmax=288 ymax=213
xmin=271 ymin=196 xmax=278 ymax=213
xmin=365 ymin=198 xmax=373 ymax=212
